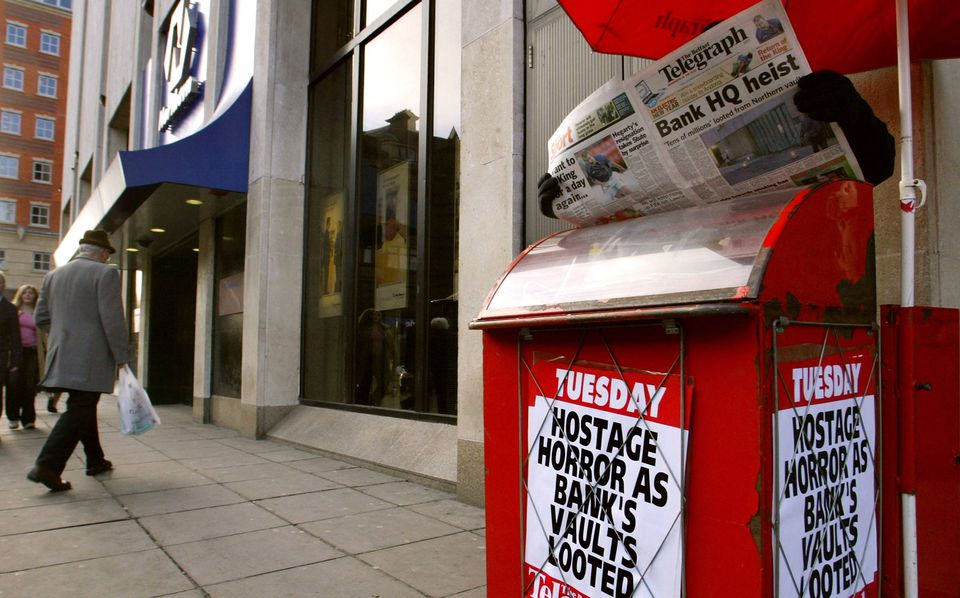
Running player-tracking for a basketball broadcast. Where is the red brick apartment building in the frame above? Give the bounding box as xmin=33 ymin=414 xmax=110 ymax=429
xmin=0 ymin=0 xmax=70 ymax=292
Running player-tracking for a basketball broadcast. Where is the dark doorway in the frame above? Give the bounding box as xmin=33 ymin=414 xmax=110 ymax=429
xmin=147 ymin=235 xmax=198 ymax=404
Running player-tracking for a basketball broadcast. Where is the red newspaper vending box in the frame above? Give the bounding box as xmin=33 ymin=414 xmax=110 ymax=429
xmin=472 ymin=181 xmax=891 ymax=598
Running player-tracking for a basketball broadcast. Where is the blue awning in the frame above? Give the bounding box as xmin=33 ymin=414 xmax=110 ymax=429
xmin=120 ymin=81 xmax=251 ymax=192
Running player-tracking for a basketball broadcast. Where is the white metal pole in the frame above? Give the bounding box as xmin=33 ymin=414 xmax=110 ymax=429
xmin=895 ymin=0 xmax=920 ymax=596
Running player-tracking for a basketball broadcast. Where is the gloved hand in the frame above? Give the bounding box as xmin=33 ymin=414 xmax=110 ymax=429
xmin=793 ymin=70 xmax=895 ymax=185
xmin=537 ymin=172 xmax=560 ymax=219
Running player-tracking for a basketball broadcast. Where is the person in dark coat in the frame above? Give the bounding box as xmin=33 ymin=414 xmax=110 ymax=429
xmin=27 ymin=230 xmax=133 ymax=492
xmin=0 ymin=272 xmax=23 ymax=430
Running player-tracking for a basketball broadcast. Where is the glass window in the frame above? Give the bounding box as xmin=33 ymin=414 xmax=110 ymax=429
xmin=1 ymin=111 xmax=21 ymax=135
xmin=363 ymin=0 xmax=395 ymax=26
xmin=212 ymin=204 xmax=246 ymax=398
xmin=32 ymin=160 xmax=52 ymax=183
xmin=32 ymin=252 xmax=51 ymax=272
xmin=3 ymin=67 xmax=24 ymax=91
xmin=0 ymin=250 xmax=6 ymax=269
xmin=310 ymin=0 xmax=353 ymax=69
xmin=30 ymin=204 xmax=49 ymax=227
xmin=0 ymin=200 xmax=15 ymax=223
xmin=37 ymin=0 xmax=71 ymax=9
xmin=304 ymin=1 xmax=459 ymax=417
xmin=353 ymin=5 xmax=421 ymax=410
xmin=6 ymin=23 xmax=26 ymax=47
xmin=0 ymin=155 xmax=18 ymax=179
xmin=35 ymin=116 xmax=54 ymax=140
xmin=40 ymin=32 xmax=60 ymax=55
xmin=37 ymin=75 xmax=57 ymax=98
xmin=303 ymin=61 xmax=352 ymax=404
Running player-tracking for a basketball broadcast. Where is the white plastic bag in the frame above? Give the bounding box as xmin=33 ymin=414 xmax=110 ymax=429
xmin=116 ymin=365 xmax=160 ymax=435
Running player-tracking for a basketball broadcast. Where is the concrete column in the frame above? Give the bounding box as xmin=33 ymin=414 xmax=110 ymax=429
xmin=457 ymin=0 xmax=526 ymax=506
xmin=193 ymin=218 xmax=215 ymax=423
xmin=239 ymin=0 xmax=310 ymax=437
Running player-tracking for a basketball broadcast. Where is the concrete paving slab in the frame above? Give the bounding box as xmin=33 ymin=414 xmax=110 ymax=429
xmin=142 ymin=439 xmax=241 ymax=459
xmin=224 ymin=472 xmax=341 ymax=500
xmin=258 ymin=448 xmax=320 ymax=462
xmin=101 ymin=469 xmax=215 ymax=496
xmin=215 ymin=436 xmax=290 ymax=453
xmin=117 ymin=483 xmax=246 ymax=517
xmin=201 ymin=461 xmax=300 ymax=483
xmin=166 ymin=525 xmax=342 ymax=586
xmin=316 ymin=466 xmax=402 ymax=487
xmin=204 ymin=557 xmax=427 ymax=598
xmin=95 ymin=448 xmax=170 ymax=467
xmin=285 ymin=455 xmax=354 ymax=474
xmin=96 ymin=459 xmax=197 ymax=480
xmin=360 ymin=531 xmax=487 ymax=597
xmin=359 ymin=480 xmax=455 ymax=506
xmin=409 ymin=498 xmax=487 ymax=531
xmin=0 ymin=497 xmax=129 ymax=536
xmin=451 ymin=587 xmax=487 ymax=597
xmin=300 ymin=506 xmax=461 ymax=554
xmin=257 ymin=487 xmax=394 ymax=524
xmin=139 ymin=502 xmax=287 ymax=546
xmin=178 ymin=450 xmax=272 ymax=471
xmin=0 ymin=520 xmax=156 ymax=572
xmin=0 ymin=548 xmax=195 ymax=598
xmin=0 ymin=476 xmax=111 ymax=511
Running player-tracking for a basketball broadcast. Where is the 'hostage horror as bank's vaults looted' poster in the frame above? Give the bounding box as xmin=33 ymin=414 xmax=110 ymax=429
xmin=523 ymin=356 xmax=691 ymax=597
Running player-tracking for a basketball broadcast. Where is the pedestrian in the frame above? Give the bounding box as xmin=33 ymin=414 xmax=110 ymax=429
xmin=8 ymin=285 xmax=40 ymax=429
xmin=0 ymin=272 xmax=23 ymax=430
xmin=27 ymin=230 xmax=132 ymax=492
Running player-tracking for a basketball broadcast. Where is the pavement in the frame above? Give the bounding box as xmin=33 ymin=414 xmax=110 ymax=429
xmin=0 ymin=397 xmax=487 ymax=597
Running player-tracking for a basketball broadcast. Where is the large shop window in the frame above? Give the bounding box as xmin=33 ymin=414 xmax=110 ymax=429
xmin=304 ymin=0 xmax=460 ymax=418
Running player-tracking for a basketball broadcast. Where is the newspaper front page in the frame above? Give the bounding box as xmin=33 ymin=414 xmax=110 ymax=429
xmin=546 ymin=0 xmax=864 ymax=227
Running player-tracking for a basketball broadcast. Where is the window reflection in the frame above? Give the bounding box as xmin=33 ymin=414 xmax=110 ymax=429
xmin=364 ymin=0 xmax=396 ymax=26
xmin=356 ymin=5 xmax=421 ymax=409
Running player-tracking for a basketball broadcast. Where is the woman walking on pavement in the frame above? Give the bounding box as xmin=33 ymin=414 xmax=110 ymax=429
xmin=9 ymin=285 xmax=40 ymax=429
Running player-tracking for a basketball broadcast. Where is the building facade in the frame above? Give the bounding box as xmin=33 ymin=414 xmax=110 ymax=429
xmin=58 ymin=0 xmax=958 ymax=507
xmin=0 ymin=0 xmax=70 ymax=292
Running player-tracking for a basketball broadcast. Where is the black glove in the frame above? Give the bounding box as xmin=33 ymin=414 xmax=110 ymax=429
xmin=794 ymin=70 xmax=895 ymax=185
xmin=537 ymin=172 xmax=560 ymax=219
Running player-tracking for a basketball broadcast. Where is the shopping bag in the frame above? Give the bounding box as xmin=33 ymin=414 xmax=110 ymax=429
xmin=116 ymin=365 xmax=161 ymax=435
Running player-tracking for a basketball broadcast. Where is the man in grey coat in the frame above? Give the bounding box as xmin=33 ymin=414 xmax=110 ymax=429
xmin=27 ymin=230 xmax=132 ymax=492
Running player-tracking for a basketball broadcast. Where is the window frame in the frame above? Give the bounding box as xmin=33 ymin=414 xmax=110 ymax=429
xmin=0 ymin=155 xmax=19 ymax=179
xmin=32 ymin=252 xmax=52 ymax=273
xmin=29 ymin=203 xmax=50 ymax=227
xmin=37 ymin=74 xmax=58 ymax=98
xmin=0 ymin=199 xmax=16 ymax=223
xmin=39 ymin=31 xmax=60 ymax=56
xmin=31 ymin=159 xmax=53 ymax=184
xmin=3 ymin=66 xmax=24 ymax=91
xmin=34 ymin=116 xmax=55 ymax=140
xmin=1 ymin=110 xmax=21 ymax=135
xmin=5 ymin=22 xmax=27 ymax=48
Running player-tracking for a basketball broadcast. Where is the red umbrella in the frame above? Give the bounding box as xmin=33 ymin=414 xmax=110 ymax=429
xmin=557 ymin=0 xmax=960 ymax=74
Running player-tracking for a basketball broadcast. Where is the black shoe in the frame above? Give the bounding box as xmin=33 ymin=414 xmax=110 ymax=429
xmin=46 ymin=397 xmax=58 ymax=413
xmin=86 ymin=460 xmax=113 ymax=476
xmin=27 ymin=466 xmax=72 ymax=492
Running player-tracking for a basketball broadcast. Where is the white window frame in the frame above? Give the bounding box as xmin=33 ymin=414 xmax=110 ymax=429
xmin=0 ymin=154 xmax=18 ymax=179
xmin=31 ymin=159 xmax=53 ymax=184
xmin=0 ymin=199 xmax=16 ymax=223
xmin=32 ymin=252 xmax=52 ymax=273
xmin=1 ymin=110 xmax=21 ymax=135
xmin=34 ymin=115 xmax=54 ymax=140
xmin=3 ymin=66 xmax=24 ymax=91
xmin=29 ymin=203 xmax=50 ymax=227
xmin=37 ymin=74 xmax=57 ymax=98
xmin=39 ymin=31 xmax=60 ymax=56
xmin=6 ymin=22 xmax=26 ymax=48
xmin=0 ymin=249 xmax=6 ymax=270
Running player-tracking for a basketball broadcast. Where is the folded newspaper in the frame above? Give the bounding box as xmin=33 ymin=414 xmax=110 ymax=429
xmin=546 ymin=0 xmax=864 ymax=227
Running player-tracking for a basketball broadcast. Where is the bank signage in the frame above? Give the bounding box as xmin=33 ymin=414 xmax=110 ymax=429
xmin=158 ymin=0 xmax=205 ymax=133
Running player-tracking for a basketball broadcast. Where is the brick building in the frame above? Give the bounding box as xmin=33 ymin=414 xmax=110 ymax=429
xmin=0 ymin=0 xmax=70 ymax=292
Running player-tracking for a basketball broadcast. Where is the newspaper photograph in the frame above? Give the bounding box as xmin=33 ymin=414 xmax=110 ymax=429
xmin=546 ymin=0 xmax=864 ymax=227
